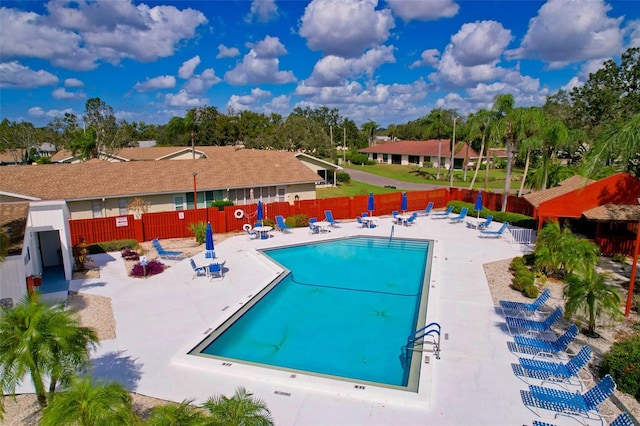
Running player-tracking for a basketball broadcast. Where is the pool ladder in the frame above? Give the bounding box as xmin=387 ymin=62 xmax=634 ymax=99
xmin=389 ymin=225 xmax=394 ymax=242
xmin=403 ymin=322 xmax=441 ymax=365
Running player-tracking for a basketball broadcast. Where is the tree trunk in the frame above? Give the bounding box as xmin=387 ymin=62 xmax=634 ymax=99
xmin=501 ymin=140 xmax=512 ymax=212
xmin=518 ymin=149 xmax=531 ymax=197
xmin=30 ymin=366 xmax=48 ymax=407
xmin=436 ymin=139 xmax=441 ymax=180
xmin=469 ymin=136 xmax=485 ymax=190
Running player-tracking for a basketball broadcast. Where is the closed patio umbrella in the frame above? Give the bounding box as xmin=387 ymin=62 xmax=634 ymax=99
xmin=401 ymin=192 xmax=408 ymax=213
xmin=474 ymin=191 xmax=483 ymax=219
xmin=205 ymin=222 xmax=215 ymax=259
xmin=368 ymin=192 xmax=375 ymax=217
xmin=257 ymin=200 xmax=264 ymax=226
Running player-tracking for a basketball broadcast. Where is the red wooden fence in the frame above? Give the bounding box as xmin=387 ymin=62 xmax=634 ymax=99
xmin=69 ymin=188 xmax=533 ymax=245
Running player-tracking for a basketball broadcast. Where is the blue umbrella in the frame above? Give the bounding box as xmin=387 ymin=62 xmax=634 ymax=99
xmin=401 ymin=192 xmax=408 ymax=213
xmin=474 ymin=191 xmax=483 ymax=219
xmin=368 ymin=192 xmax=375 ymax=216
xmin=205 ymin=222 xmax=215 ymax=259
xmin=257 ymin=200 xmax=264 ymax=226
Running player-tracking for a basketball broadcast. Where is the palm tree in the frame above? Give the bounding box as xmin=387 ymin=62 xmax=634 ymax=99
xmin=202 ymin=387 xmax=274 ymax=426
xmin=491 ymin=94 xmax=515 ymax=210
xmin=516 ymin=107 xmax=545 ymax=197
xmin=564 ymin=270 xmax=622 ymax=337
xmin=467 ymin=109 xmax=491 ymax=190
xmin=145 ymin=399 xmax=208 ymax=426
xmin=0 ymin=294 xmax=98 ymax=413
xmin=585 ymin=113 xmax=640 ymax=176
xmin=534 ymin=221 xmax=600 ymax=277
xmin=40 ymin=375 xmax=138 ymax=426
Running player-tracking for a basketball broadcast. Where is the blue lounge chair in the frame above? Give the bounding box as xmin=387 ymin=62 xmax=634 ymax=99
xmin=506 ymin=307 xmax=563 ymax=336
xmin=448 ymin=207 xmax=468 ymax=223
xmin=477 ymin=215 xmax=493 ymax=230
xmin=208 ymin=261 xmax=225 ymax=280
xmin=417 ymin=201 xmax=434 ymax=216
xmin=392 ymin=210 xmax=400 ymax=224
xmin=520 ymin=374 xmax=616 ymax=423
xmin=479 ymin=222 xmax=509 ymax=238
xmin=309 ymin=218 xmax=320 ymax=234
xmin=324 ymin=210 xmax=341 ymax=227
xmin=275 ymin=215 xmax=291 ymax=233
xmin=246 ymin=228 xmax=258 ymax=239
xmin=610 ymin=413 xmax=635 ymax=426
xmin=403 ymin=212 xmax=417 ymax=226
xmin=512 ymin=345 xmax=592 ymax=389
xmin=152 ymin=238 xmax=185 ymax=260
xmin=190 ymin=258 xmax=206 ymax=279
xmin=356 ymin=216 xmax=366 ymax=228
xmin=509 ymin=324 xmax=579 ymax=358
xmin=431 ymin=205 xmax=454 ymax=219
xmin=500 ymin=288 xmax=551 ymax=318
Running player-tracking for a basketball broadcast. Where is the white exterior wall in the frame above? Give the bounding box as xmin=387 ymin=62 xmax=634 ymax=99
xmin=26 ymin=201 xmax=74 ymax=280
xmin=0 ymin=255 xmax=27 ymax=307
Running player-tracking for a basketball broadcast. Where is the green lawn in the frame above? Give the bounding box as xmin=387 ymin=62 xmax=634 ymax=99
xmin=316 ymin=181 xmax=398 ymax=199
xmin=344 ymin=163 xmax=523 ymax=190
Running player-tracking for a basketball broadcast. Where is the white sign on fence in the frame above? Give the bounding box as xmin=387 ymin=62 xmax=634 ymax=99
xmin=115 ymin=216 xmax=128 ymax=227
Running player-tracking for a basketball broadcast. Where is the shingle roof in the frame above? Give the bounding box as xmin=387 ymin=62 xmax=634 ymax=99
xmin=582 ymin=204 xmax=640 ymax=222
xmin=0 ymin=148 xmax=322 ymax=201
xmin=358 ymin=140 xmax=480 ymax=158
xmin=523 ymin=175 xmax=595 ymax=208
xmin=0 ymin=202 xmax=29 ymax=255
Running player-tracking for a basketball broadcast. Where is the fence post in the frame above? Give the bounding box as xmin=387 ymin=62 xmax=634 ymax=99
xmin=134 ymin=218 xmax=145 ymax=242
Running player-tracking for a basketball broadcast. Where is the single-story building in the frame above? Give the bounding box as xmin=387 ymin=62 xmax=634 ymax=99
xmin=1 ymin=200 xmax=73 ymax=306
xmin=523 ymin=172 xmax=640 ymax=255
xmin=0 ymin=147 xmax=335 ymax=220
xmin=358 ymin=139 xmax=502 ymax=170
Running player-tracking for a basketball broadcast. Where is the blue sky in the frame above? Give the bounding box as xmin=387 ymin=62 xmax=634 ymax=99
xmin=1 ymin=0 xmax=638 ymax=129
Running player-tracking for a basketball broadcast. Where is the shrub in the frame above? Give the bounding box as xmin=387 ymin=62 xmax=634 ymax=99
xmin=347 ymin=152 xmax=374 ymax=165
xmin=210 ymin=200 xmax=234 ymax=211
xmin=121 ymin=248 xmax=139 ymax=261
xmin=189 ymin=222 xmax=207 ymax=244
xmin=522 ymin=284 xmax=539 ymax=299
xmin=285 ymin=214 xmax=309 ymax=228
xmin=72 ymin=239 xmax=92 ymax=271
xmin=447 ymin=201 xmax=535 ymax=229
xmin=599 ymin=334 xmax=640 ymax=399
xmin=611 ymin=253 xmax=628 ymax=263
xmin=86 ymin=239 xmax=140 ymax=254
xmin=510 ymin=257 xmax=527 ymax=272
xmin=336 ymin=171 xmax=351 ymax=183
xmin=130 ymin=259 xmax=165 ymax=278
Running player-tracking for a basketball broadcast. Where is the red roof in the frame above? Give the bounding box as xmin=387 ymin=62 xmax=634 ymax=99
xmin=358 ymin=140 xmax=480 ymax=158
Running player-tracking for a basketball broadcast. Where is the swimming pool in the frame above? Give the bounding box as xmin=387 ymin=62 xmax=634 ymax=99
xmin=189 ymin=236 xmax=433 ymax=391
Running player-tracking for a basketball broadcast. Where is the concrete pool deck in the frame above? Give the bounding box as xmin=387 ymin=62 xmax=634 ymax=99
xmin=23 ymin=217 xmax=598 ymax=425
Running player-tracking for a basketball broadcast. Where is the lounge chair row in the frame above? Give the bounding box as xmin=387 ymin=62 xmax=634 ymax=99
xmin=498 ymin=291 xmax=627 ymax=425
xmin=152 ymin=238 xmax=185 ymax=260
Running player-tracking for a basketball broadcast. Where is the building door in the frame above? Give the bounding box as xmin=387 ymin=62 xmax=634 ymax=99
xmin=276 ymin=187 xmax=286 ymax=202
xmin=38 ymin=230 xmax=62 ymax=267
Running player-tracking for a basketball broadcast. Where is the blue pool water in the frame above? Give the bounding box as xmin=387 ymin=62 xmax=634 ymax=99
xmin=194 ymin=237 xmax=432 ymax=388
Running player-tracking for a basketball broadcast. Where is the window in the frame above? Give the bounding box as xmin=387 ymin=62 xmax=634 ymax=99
xmin=408 ymin=155 xmax=420 ymax=164
xmin=174 ymin=196 xmax=184 ymax=211
xmin=118 ymin=199 xmax=128 ymax=215
xmin=382 ymin=154 xmax=388 ymax=162
xmin=277 ymin=187 xmax=286 ymax=202
xmin=92 ymin=201 xmax=102 ymax=218
xmin=423 ymin=156 xmax=431 ymax=163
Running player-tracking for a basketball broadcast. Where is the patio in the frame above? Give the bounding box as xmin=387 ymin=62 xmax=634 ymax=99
xmin=16 ymin=216 xmax=612 ymax=425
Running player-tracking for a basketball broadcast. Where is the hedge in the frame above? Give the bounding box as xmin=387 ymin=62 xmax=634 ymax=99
xmin=447 ymin=200 xmax=535 ymax=229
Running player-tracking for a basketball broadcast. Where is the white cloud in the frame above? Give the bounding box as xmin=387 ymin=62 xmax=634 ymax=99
xmin=1 ymin=1 xmax=207 ymax=71
xmin=133 ymin=75 xmax=177 ymax=93
xmin=179 ymin=56 xmax=201 ymax=79
xmin=427 ymin=21 xmax=511 ymax=89
xmin=464 ymin=70 xmax=548 ymax=111
xmin=164 ymin=90 xmax=207 ymax=107
xmin=217 ymin=44 xmax=240 ymax=59
xmin=245 ymin=0 xmax=279 ymax=23
xmin=410 ymin=49 xmax=440 ymax=69
xmin=28 ymin=106 xmax=74 ymax=118
xmin=507 ymin=0 xmax=624 ymax=67
xmin=386 ymin=0 xmax=459 ymax=22
xmin=64 ymin=78 xmax=84 ymax=88
xmin=303 ymin=45 xmax=395 ymax=87
xmin=626 ymin=20 xmax=640 ymax=49
xmin=299 ymin=0 xmax=395 ymax=58
xmin=0 ymin=61 xmax=58 ymax=89
xmin=227 ymin=88 xmax=273 ymax=111
xmin=52 ymin=87 xmax=86 ymax=100
xmin=182 ymin=68 xmax=222 ymax=94
xmin=450 ymin=21 xmax=512 ymax=67
xmin=561 ymin=76 xmax=582 ymax=92
xmin=225 ymin=36 xmax=295 ymax=85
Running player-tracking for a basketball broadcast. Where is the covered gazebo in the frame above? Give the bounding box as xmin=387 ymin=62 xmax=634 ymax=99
xmin=523 ymin=172 xmax=640 ymax=256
